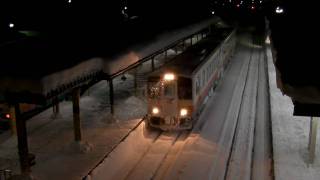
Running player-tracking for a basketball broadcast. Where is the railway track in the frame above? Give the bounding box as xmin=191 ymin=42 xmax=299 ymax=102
xmin=85 ymin=32 xmax=273 ymax=180
xmin=85 ymin=121 xmax=191 ymax=180
xmin=123 ymin=131 xmax=188 ymax=180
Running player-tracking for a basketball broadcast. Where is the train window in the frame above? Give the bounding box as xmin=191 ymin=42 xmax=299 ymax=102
xmin=164 ymin=83 xmax=175 ymax=97
xmin=178 ymin=77 xmax=192 ymax=99
xmin=202 ymin=70 xmax=206 ymax=87
xmin=196 ymin=77 xmax=200 ymax=95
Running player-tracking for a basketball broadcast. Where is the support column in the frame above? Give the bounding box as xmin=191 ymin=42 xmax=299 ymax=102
xmin=109 ymin=79 xmax=114 ymax=114
xmin=134 ymin=68 xmax=138 ymax=95
xmin=52 ymin=98 xmax=60 ymax=118
xmin=9 ymin=105 xmax=16 ymax=135
xmin=72 ymin=88 xmax=82 ymax=142
xmin=308 ymin=116 xmax=318 ymax=164
xmin=151 ymin=57 xmax=155 ymax=71
xmin=15 ymin=103 xmax=30 ymax=175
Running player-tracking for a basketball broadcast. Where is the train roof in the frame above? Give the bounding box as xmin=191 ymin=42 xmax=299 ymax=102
xmin=148 ymin=28 xmax=234 ymax=79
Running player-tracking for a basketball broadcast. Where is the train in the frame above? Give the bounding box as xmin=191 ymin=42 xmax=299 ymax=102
xmin=146 ymin=27 xmax=236 ymax=130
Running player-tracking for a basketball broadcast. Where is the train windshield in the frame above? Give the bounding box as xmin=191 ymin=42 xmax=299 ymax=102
xmin=164 ymin=83 xmax=175 ymax=97
xmin=178 ymin=77 xmax=192 ymax=99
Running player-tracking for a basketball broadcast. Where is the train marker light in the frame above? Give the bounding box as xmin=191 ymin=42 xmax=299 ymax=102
xmin=152 ymin=107 xmax=159 ymax=114
xmin=164 ymin=73 xmax=175 ymax=81
xmin=180 ymin=109 xmax=188 ymax=116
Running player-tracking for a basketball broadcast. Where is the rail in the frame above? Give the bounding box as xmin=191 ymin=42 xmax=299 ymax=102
xmin=82 ymin=116 xmax=146 ymax=180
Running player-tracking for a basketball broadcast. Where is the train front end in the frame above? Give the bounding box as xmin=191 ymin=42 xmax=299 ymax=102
xmin=147 ymin=73 xmax=193 ymax=131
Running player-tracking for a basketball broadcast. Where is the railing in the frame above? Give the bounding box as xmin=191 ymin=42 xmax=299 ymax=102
xmin=0 ymin=169 xmax=12 ymax=180
xmin=109 ymin=27 xmax=211 ymax=79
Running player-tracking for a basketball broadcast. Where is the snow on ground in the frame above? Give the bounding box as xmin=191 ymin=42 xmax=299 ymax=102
xmin=267 ymin=44 xmax=320 ymax=180
xmin=0 ymin=74 xmax=147 ymax=180
xmin=88 ymin=122 xmax=161 ymax=180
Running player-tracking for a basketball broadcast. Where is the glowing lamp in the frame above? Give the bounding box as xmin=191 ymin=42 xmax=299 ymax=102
xmin=164 ymin=73 xmax=175 ymax=81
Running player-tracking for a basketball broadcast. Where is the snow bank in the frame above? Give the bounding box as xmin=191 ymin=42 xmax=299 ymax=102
xmin=267 ymin=44 xmax=320 ymax=180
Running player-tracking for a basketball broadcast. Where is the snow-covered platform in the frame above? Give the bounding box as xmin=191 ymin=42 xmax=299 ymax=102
xmin=0 ymin=77 xmax=147 ymax=180
xmin=267 ymin=43 xmax=320 ymax=180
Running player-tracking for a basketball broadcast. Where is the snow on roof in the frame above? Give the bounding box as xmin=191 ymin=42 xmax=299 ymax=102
xmin=103 ymin=18 xmax=219 ymax=76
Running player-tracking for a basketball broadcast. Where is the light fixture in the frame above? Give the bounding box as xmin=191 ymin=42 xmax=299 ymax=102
xmin=275 ymin=6 xmax=284 ymax=14
xmin=180 ymin=109 xmax=188 ymax=116
xmin=5 ymin=114 xmax=11 ymax=119
xmin=9 ymin=23 xmax=14 ymax=28
xmin=121 ymin=74 xmax=127 ymax=81
xmin=152 ymin=107 xmax=159 ymax=114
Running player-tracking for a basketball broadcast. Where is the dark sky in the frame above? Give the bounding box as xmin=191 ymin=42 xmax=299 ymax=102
xmin=0 ymin=0 xmax=211 ymax=32
xmin=0 ymin=0 xmax=214 ymax=78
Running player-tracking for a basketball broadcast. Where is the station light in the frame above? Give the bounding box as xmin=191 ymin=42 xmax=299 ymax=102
xmin=275 ymin=6 xmax=284 ymax=14
xmin=5 ymin=114 xmax=10 ymax=119
xmin=211 ymin=11 xmax=215 ymax=15
xmin=164 ymin=73 xmax=175 ymax=81
xmin=68 ymin=0 xmax=72 ymax=3
xmin=152 ymin=107 xmax=159 ymax=114
xmin=180 ymin=109 xmax=188 ymax=116
xmin=9 ymin=23 xmax=14 ymax=28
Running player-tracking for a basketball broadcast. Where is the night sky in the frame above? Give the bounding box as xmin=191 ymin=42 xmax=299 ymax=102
xmin=0 ymin=0 xmax=213 ymax=78
xmin=2 ymin=0 xmax=317 ymax=86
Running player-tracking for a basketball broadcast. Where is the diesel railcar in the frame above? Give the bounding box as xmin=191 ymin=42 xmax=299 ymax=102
xmin=146 ymin=28 xmax=236 ymax=130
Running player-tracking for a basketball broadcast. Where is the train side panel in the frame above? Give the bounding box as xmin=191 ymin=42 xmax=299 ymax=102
xmin=192 ymin=30 xmax=236 ymax=115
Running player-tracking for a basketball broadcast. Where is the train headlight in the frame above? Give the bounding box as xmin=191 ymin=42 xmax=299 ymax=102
xmin=152 ymin=107 xmax=159 ymax=114
xmin=164 ymin=73 xmax=175 ymax=81
xmin=180 ymin=108 xmax=188 ymax=116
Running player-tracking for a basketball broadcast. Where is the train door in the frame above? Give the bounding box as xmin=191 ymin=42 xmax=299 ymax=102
xmin=161 ymin=81 xmax=178 ymax=124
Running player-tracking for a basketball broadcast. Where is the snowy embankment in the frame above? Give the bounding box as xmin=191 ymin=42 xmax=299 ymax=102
xmin=267 ymin=45 xmax=320 ymax=180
